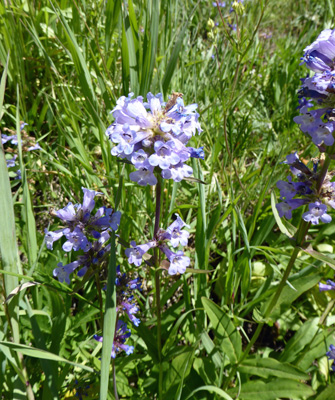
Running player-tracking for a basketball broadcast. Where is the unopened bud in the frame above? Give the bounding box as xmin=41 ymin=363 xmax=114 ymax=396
xmin=231 ymin=0 xmax=245 ymax=15
xmin=207 ymin=18 xmax=215 ymax=29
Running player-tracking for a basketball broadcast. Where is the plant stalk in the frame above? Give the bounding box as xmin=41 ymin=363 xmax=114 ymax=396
xmin=154 ymin=176 xmax=163 ymax=400
xmin=224 ymin=154 xmax=332 ymax=389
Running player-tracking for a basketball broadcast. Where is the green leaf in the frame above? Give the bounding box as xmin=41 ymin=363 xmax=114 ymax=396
xmin=238 ymin=358 xmax=309 ymax=380
xmin=122 ymin=2 xmax=139 ymax=95
xmin=279 ymin=317 xmax=320 ymax=363
xmin=140 ymin=0 xmax=159 ymax=95
xmin=201 ymin=297 xmax=241 ymax=363
xmin=228 ymin=379 xmax=314 ymax=400
xmin=315 ymin=383 xmax=335 ymax=400
xmin=0 ymin=341 xmax=95 ymax=373
xmin=100 ymin=232 xmax=117 ymax=400
xmin=266 ymin=268 xmax=323 ymax=320
xmin=271 ymin=190 xmax=297 ymax=238
xmin=300 ymin=245 xmax=335 ymax=269
xmin=49 ymin=1 xmax=101 ymax=129
xmin=193 ymin=357 xmax=218 ymax=386
xmin=200 ymin=332 xmax=223 ymax=369
xmin=184 ymin=385 xmax=233 ymax=400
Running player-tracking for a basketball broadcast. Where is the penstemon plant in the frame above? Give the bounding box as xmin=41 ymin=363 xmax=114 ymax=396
xmin=103 ymin=91 xmax=203 ymax=399
xmin=45 ymin=91 xmax=203 ymax=399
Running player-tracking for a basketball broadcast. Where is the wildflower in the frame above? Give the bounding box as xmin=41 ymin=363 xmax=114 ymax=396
xmin=115 ymin=266 xmax=141 ymax=326
xmin=125 ymin=240 xmax=156 ymax=266
xmin=94 ymin=320 xmax=134 ymax=358
xmin=160 ymin=245 xmax=190 ymax=275
xmin=53 ymin=261 xmax=81 ymax=284
xmin=6 ymin=155 xmax=17 ymax=168
xmin=106 ymin=92 xmax=203 ymax=185
xmin=125 ymin=214 xmax=190 ymax=275
xmin=276 ymin=152 xmax=335 ymax=224
xmin=165 ymin=214 xmax=190 ymax=247
xmin=276 ymin=199 xmax=307 ymax=219
xmin=302 ymin=201 xmax=332 ymax=224
xmin=45 ymin=187 xmax=120 ymax=250
xmin=327 ymin=344 xmax=335 ymax=371
xmin=319 ymin=279 xmax=335 ymax=292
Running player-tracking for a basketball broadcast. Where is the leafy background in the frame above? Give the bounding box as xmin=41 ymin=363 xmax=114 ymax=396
xmin=1 ymin=0 xmax=335 ymax=399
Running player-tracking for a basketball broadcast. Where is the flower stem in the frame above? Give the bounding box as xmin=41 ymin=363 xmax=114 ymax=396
xmin=154 ymin=176 xmax=163 ymax=400
xmin=113 ymin=358 xmax=119 ymax=400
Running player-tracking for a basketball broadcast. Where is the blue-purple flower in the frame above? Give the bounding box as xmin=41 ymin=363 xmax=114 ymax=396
xmin=125 ymin=214 xmax=190 ymax=276
xmin=327 ymin=344 xmax=335 ymax=371
xmin=125 ymin=240 xmax=156 ymax=266
xmin=294 ymin=29 xmax=335 ymax=151
xmin=302 ymin=201 xmax=332 ymax=224
xmin=47 ymin=188 xmax=121 ymax=283
xmin=115 ymin=266 xmax=141 ymax=326
xmin=94 ymin=320 xmax=134 ymax=358
xmin=45 ymin=187 xmax=121 ymax=251
xmin=319 ymin=279 xmax=335 ymax=292
xmin=53 ymin=261 xmax=81 ymax=284
xmin=106 ymin=92 xmax=203 ymax=185
xmin=276 ymin=151 xmax=335 ymax=224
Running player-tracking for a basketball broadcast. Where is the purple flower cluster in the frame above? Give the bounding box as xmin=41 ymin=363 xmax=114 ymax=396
xmin=327 ymin=345 xmax=335 ymax=371
xmin=94 ymin=267 xmax=140 ymax=359
xmin=116 ymin=266 xmax=141 ymax=327
xmin=45 ymin=187 xmax=121 ymax=284
xmin=125 ymin=214 xmax=191 ymax=275
xmin=94 ymin=320 xmax=134 ymax=358
xmin=2 ymin=122 xmax=40 ymax=180
xmin=276 ymin=153 xmax=334 ymax=224
xmin=295 ymin=29 xmax=335 ymax=149
xmin=105 ymin=92 xmax=203 ymax=186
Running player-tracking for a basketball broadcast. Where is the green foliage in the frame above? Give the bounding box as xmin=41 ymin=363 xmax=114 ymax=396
xmin=1 ymin=0 xmax=335 ymax=398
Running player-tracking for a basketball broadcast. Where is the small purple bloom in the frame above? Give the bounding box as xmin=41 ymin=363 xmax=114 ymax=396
xmin=82 ymin=188 xmax=102 ymax=214
xmin=311 ymin=123 xmax=335 ymax=146
xmin=131 ymin=149 xmax=148 ymax=168
xmin=319 ymin=279 xmax=335 ymax=292
xmin=125 ymin=240 xmax=157 ymax=266
xmin=161 ymin=162 xmax=193 ymax=182
xmin=276 ymin=199 xmax=307 ymax=219
xmin=160 ymin=245 xmax=190 ymax=275
xmin=20 ymin=122 xmax=28 ymax=131
xmin=129 ymin=165 xmax=157 ymax=186
xmin=327 ymin=344 xmax=335 ymax=371
xmin=55 ymin=202 xmax=77 ymax=222
xmin=94 ymin=320 xmax=134 ymax=358
xmin=53 ymin=260 xmax=81 ymax=284
xmin=302 ymin=201 xmax=332 ymax=224
xmin=27 ymin=143 xmax=41 ymax=151
xmin=189 ymin=146 xmax=205 ymax=159
xmin=148 ymin=141 xmax=180 ymax=169
xmin=6 ymin=154 xmax=17 ymax=168
xmin=44 ymin=228 xmax=68 ymax=250
xmin=276 ymin=180 xmax=297 ymax=200
xmin=166 ymin=214 xmax=190 ymax=247
xmin=62 ymin=227 xmax=91 ymax=252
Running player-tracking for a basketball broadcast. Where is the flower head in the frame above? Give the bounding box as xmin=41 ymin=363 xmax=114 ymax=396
xmin=327 ymin=344 xmax=335 ymax=371
xmin=106 ymin=92 xmax=203 ymax=185
xmin=319 ymin=279 xmax=335 ymax=292
xmin=94 ymin=320 xmax=134 ymax=358
xmin=302 ymin=201 xmax=332 ymax=224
